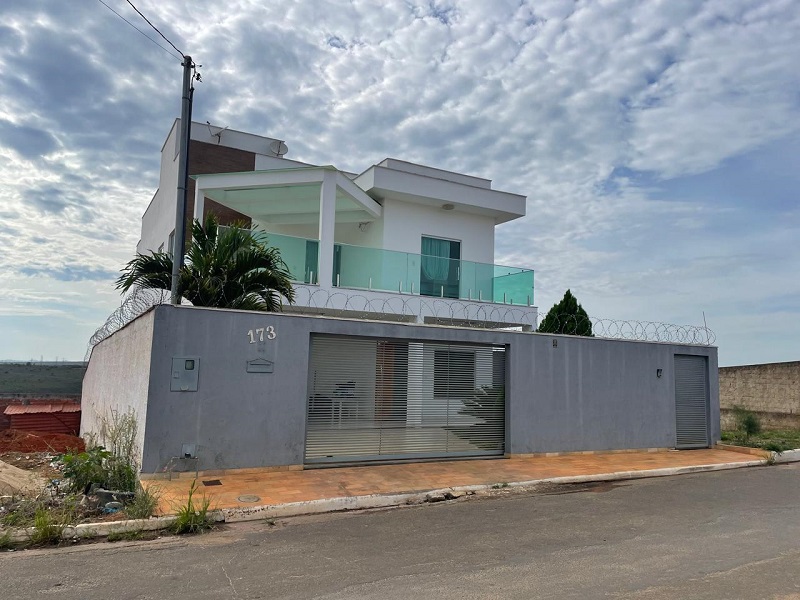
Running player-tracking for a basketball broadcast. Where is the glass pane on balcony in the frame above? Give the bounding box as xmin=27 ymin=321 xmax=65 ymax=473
xmin=492 ymin=268 xmax=534 ymax=306
xmin=330 ymin=241 xmax=534 ymax=306
xmin=335 ymin=244 xmax=412 ymax=292
xmin=253 ymin=231 xmax=318 ymax=284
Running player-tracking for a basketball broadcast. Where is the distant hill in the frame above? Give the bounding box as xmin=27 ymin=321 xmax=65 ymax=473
xmin=0 ymin=363 xmax=87 ymax=396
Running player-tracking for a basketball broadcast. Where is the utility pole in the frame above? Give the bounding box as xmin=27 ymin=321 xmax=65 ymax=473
xmin=170 ymin=55 xmax=194 ymax=305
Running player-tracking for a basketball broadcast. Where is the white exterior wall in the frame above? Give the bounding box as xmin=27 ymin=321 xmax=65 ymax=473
xmin=381 ymin=199 xmax=495 ymax=263
xmin=81 ymin=310 xmax=156 ymax=469
xmin=138 ymin=124 xmax=180 ymax=254
xmin=138 ymin=121 xmax=290 ymax=255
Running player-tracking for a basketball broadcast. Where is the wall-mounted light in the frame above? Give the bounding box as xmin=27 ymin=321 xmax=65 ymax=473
xmin=552 ymin=339 xmax=558 ymax=348
xmin=442 ymin=203 xmax=455 ymax=211
xmin=656 ymin=368 xmax=663 ymax=378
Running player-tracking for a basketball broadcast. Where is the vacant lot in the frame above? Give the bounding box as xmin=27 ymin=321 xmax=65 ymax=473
xmin=0 ymin=363 xmax=86 ymax=395
xmin=721 ymin=428 xmax=800 ymax=452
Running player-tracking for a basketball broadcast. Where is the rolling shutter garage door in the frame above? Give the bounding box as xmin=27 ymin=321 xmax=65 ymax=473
xmin=306 ymin=335 xmax=506 ymax=464
xmin=674 ymin=355 xmax=710 ymax=449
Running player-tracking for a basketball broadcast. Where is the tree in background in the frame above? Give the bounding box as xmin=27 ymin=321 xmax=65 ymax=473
xmin=117 ymin=214 xmax=295 ymax=311
xmin=537 ymin=289 xmax=593 ymax=336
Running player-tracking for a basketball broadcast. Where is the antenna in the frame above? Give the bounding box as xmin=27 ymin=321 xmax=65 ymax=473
xmin=205 ymin=121 xmax=228 ymax=144
xmin=269 ymin=139 xmax=289 ymax=157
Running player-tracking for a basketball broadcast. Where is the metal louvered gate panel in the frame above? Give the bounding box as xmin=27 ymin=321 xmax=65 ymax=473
xmin=305 ymin=335 xmax=506 ymax=465
xmin=674 ymin=355 xmax=710 ymax=449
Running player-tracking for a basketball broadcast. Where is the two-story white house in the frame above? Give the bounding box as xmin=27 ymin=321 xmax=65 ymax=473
xmin=139 ymin=120 xmax=537 ymax=329
xmin=81 ymin=121 xmax=717 ymax=472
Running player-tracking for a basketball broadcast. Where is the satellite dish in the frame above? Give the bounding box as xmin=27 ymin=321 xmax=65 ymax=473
xmin=269 ymin=140 xmax=289 ymax=157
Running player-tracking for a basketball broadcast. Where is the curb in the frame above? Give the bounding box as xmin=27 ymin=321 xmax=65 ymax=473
xmin=219 ymin=459 xmax=767 ymax=523
xmin=774 ymin=448 xmax=800 ymax=464
xmin=3 ymin=516 xmax=179 ymax=545
xmin=3 ymin=456 xmax=792 ymax=544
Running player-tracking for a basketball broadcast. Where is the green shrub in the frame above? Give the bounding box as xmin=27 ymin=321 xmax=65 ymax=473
xmin=763 ymin=441 xmax=789 ymax=454
xmin=61 ymin=447 xmax=112 ymax=494
xmin=105 ymin=457 xmax=137 ymax=494
xmin=733 ymin=406 xmax=761 ymax=442
xmin=172 ymin=480 xmax=214 ymax=535
xmin=62 ymin=409 xmax=139 ymax=494
xmin=126 ymin=484 xmax=161 ymax=520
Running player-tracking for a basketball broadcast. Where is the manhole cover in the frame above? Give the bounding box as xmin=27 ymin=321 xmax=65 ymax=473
xmin=237 ymin=495 xmax=261 ymax=503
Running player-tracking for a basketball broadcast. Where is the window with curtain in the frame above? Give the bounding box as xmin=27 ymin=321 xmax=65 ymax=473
xmin=421 ymin=236 xmax=461 ymax=298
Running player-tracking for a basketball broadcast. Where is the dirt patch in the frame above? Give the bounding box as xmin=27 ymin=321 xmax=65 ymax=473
xmin=0 ymin=430 xmax=84 ymax=454
xmin=0 ymin=460 xmax=46 ymax=496
xmin=0 ymin=452 xmax=62 ymax=480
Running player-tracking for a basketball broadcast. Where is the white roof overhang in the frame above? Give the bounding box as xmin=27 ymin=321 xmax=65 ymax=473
xmin=354 ymin=165 xmax=526 ymax=224
xmin=192 ymin=167 xmax=382 ymax=225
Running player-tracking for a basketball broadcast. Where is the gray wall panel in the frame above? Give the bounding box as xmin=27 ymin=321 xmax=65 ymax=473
xmin=142 ymin=307 xmax=311 ymax=472
xmin=126 ymin=305 xmax=720 ymax=472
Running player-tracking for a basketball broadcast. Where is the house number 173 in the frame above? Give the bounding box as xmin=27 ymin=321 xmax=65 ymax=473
xmin=247 ymin=326 xmax=276 ymax=343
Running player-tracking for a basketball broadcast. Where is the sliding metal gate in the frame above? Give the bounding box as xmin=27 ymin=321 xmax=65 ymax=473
xmin=305 ymin=335 xmax=506 ymax=464
xmin=674 ymin=354 xmax=710 ymax=449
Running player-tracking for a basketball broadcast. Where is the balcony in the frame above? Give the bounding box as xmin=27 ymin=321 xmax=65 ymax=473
xmin=255 ymin=232 xmax=534 ymax=306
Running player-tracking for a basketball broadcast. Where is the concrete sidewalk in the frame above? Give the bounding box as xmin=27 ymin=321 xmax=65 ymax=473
xmin=142 ymin=448 xmax=762 ymax=521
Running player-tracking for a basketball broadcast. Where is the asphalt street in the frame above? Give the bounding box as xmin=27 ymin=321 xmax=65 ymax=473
xmin=2 ymin=463 xmax=799 ymax=599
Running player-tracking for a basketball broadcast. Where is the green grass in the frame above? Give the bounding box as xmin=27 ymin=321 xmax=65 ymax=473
xmin=0 ymin=363 xmax=86 ymax=395
xmin=0 ymin=528 xmax=13 ymax=550
xmin=125 ymin=484 xmax=161 ymax=520
xmin=171 ymin=480 xmax=214 ymax=535
xmin=721 ymin=429 xmax=800 ymax=453
xmin=28 ymin=506 xmax=66 ymax=546
xmin=106 ymin=530 xmax=144 ymax=542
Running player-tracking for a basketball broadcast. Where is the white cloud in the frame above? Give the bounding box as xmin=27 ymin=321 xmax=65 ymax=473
xmin=0 ymin=0 xmax=798 ymax=364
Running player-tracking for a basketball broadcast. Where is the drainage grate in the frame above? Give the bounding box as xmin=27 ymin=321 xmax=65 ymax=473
xmin=201 ymin=479 xmax=222 ymax=486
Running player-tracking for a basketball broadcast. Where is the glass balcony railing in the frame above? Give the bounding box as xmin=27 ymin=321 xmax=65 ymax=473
xmin=334 ymin=243 xmax=534 ymax=306
xmin=252 ymin=232 xmax=534 ymax=305
xmin=252 ymin=231 xmax=319 ymax=284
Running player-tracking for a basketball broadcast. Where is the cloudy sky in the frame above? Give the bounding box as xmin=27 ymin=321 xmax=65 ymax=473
xmin=1 ymin=0 xmax=798 ymax=365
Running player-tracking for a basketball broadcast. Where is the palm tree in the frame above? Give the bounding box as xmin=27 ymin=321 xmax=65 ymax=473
xmin=117 ymin=214 xmax=295 ymax=311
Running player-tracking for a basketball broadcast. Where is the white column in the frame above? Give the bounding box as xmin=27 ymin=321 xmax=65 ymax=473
xmin=317 ymin=170 xmax=336 ymax=288
xmin=193 ymin=183 xmax=205 ymax=221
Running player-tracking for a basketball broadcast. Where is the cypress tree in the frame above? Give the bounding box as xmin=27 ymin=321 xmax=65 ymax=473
xmin=537 ymin=289 xmax=593 ymax=336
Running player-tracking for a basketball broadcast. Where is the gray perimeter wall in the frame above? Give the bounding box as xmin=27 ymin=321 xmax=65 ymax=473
xmin=131 ymin=305 xmax=719 ymax=473
xmin=719 ymin=361 xmax=800 ymax=429
xmin=81 ymin=309 xmax=155 ymax=468
xmin=510 ymin=335 xmax=719 ymax=453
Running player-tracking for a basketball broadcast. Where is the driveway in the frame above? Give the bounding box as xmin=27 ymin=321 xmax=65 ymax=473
xmin=2 ymin=463 xmax=800 ymax=599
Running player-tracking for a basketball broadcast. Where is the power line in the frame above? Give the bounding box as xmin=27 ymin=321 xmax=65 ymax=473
xmin=96 ymin=0 xmax=182 ymax=61
xmin=124 ymin=0 xmax=185 ymax=59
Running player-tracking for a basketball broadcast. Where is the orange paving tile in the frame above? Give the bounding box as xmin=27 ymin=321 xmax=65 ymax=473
xmin=142 ymin=449 xmax=758 ymax=515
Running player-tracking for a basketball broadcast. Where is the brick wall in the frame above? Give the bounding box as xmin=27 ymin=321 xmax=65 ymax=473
xmin=183 ymin=140 xmax=255 ymax=248
xmin=719 ymin=361 xmax=800 ymax=429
